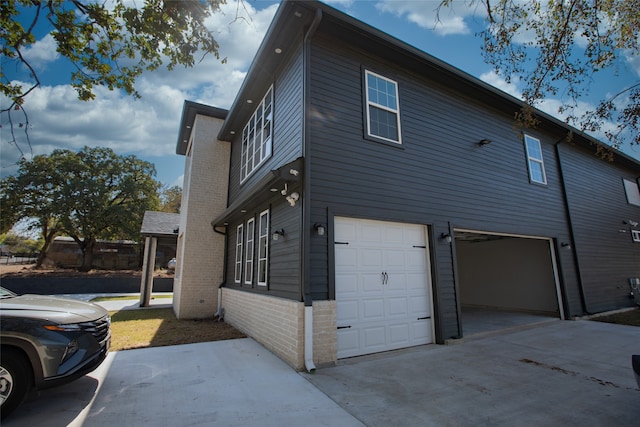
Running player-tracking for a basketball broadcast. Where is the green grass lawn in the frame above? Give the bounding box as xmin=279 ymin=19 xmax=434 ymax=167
xmin=109 ymin=308 xmax=245 ymax=351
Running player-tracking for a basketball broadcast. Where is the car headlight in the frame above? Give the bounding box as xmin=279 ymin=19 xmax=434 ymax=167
xmin=44 ymin=324 xmax=82 ymax=332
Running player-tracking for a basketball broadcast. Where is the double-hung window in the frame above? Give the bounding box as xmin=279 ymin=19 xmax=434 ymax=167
xmin=524 ymin=134 xmax=547 ymax=185
xmin=257 ymin=210 xmax=269 ymax=286
xmin=234 ymin=224 xmax=243 ymax=283
xmin=244 ymin=218 xmax=255 ymax=285
xmin=365 ymin=70 xmax=401 ymax=144
xmin=241 ymin=87 xmax=273 ymax=183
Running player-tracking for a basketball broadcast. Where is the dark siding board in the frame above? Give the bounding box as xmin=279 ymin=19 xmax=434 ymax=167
xmin=559 ymin=143 xmax=640 ymax=312
xmin=307 ymin=32 xmax=582 ymax=328
xmin=228 ymin=44 xmax=304 ymax=204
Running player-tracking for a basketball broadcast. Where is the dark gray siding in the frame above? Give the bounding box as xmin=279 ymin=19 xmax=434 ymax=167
xmin=307 ymin=31 xmax=581 ymax=340
xmin=558 ymin=143 xmax=640 ymax=313
xmin=224 ymin=193 xmax=302 ymax=301
xmin=222 ymin=44 xmax=305 ymax=301
xmin=228 ymin=45 xmax=304 ymax=204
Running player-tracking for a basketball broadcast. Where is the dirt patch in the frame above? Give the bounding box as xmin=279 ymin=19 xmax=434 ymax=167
xmin=0 ymin=263 xmax=174 ymax=279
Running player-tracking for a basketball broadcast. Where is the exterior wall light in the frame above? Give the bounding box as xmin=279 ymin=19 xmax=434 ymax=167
xmin=561 ymin=242 xmax=572 ymax=249
xmin=314 ymin=223 xmax=326 ymax=236
xmin=272 ymin=229 xmax=285 ymax=241
xmin=477 ymin=138 xmax=492 ymax=147
xmin=440 ymin=232 xmax=452 ymax=243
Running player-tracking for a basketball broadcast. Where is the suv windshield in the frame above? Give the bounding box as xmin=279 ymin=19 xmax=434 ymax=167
xmin=0 ymin=287 xmax=16 ymax=299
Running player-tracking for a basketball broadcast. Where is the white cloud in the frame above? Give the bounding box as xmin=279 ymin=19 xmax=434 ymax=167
xmin=479 ymin=71 xmax=522 ymax=99
xmin=22 ymin=34 xmax=59 ymax=69
xmin=375 ymin=0 xmax=480 ymax=36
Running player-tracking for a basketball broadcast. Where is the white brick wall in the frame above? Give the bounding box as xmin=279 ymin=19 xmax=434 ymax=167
xmin=174 ymin=114 xmax=229 ymax=319
xmin=221 ymin=288 xmax=338 ymax=369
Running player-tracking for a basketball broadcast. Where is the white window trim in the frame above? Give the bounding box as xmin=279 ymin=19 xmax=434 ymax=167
xmin=257 ymin=209 xmax=270 ymax=287
xmin=365 ymin=70 xmax=402 ymax=144
xmin=632 ymin=230 xmax=640 ymax=243
xmin=524 ymin=134 xmax=547 ymax=185
xmin=234 ymin=224 xmax=243 ymax=283
xmin=244 ymin=218 xmax=255 ymax=285
xmin=241 ymin=87 xmax=273 ymax=183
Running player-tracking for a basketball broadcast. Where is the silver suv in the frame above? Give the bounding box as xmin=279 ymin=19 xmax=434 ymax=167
xmin=0 ymin=287 xmax=110 ymax=418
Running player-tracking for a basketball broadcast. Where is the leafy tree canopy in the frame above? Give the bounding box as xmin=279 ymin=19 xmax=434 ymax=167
xmin=440 ymin=0 xmax=639 ymax=149
xmin=0 ymin=146 xmax=161 ymax=270
xmin=159 ymin=185 xmax=182 ymax=213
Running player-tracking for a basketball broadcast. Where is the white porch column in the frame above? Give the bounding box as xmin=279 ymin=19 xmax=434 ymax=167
xmin=139 ymin=236 xmax=157 ymax=307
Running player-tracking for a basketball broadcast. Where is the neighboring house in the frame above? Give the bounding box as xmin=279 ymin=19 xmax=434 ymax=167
xmin=46 ymin=237 xmax=138 ymax=270
xmin=174 ymin=0 xmax=640 ymax=370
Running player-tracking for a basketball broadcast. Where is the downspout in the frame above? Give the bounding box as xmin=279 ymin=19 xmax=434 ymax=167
xmin=212 ymin=224 xmax=227 ymax=318
xmin=302 ymin=8 xmax=322 ymax=373
xmin=554 ymin=141 xmax=589 ymax=315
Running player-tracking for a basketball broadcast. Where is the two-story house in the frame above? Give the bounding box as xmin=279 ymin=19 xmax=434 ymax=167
xmin=172 ymin=0 xmax=640 ymax=371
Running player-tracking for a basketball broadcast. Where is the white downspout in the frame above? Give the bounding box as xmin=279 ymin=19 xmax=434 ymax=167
xmin=302 ymin=8 xmax=323 ymax=373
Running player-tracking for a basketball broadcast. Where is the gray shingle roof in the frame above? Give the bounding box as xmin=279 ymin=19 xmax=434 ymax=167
xmin=140 ymin=211 xmax=180 ymax=237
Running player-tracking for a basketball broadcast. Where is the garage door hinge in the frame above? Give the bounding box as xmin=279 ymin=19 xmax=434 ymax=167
xmin=335 ymin=241 xmax=349 ymax=245
xmin=412 ymin=245 xmax=426 ymax=248
xmin=337 ymin=325 xmax=352 ymax=329
xmin=417 ymin=316 xmax=431 ymax=320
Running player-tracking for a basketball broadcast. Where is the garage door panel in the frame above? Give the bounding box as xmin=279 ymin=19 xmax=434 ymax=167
xmin=362 ymin=298 xmax=385 ymax=320
xmin=387 ymin=296 xmax=409 ymax=316
xmin=337 ymin=299 xmax=359 ymax=322
xmin=362 ymin=273 xmax=384 ymax=293
xmin=336 ymin=217 xmax=434 ymax=359
xmin=335 ymin=247 xmax=357 ymax=268
xmin=335 ymin=273 xmax=358 ymax=295
xmin=389 ymin=323 xmax=410 ymax=344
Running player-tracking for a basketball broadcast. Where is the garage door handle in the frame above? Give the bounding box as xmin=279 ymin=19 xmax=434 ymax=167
xmin=417 ymin=316 xmax=431 ymax=320
xmin=337 ymin=325 xmax=352 ymax=329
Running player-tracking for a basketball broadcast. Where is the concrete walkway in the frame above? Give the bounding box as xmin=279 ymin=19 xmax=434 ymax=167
xmin=4 ymin=296 xmax=639 ymax=426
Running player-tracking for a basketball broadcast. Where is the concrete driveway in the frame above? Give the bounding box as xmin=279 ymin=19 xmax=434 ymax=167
xmin=4 ymin=320 xmax=639 ymax=426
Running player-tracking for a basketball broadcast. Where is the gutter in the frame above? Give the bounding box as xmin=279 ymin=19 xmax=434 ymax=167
xmin=554 ymin=140 xmax=590 ymax=315
xmin=301 ymin=7 xmax=322 ymax=374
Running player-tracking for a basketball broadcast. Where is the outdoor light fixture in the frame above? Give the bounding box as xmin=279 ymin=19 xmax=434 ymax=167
xmin=286 ymin=192 xmax=300 ymax=207
xmin=272 ymin=229 xmax=285 ymax=241
xmin=314 ymin=223 xmax=326 ymax=236
xmin=477 ymin=138 xmax=492 ymax=147
xmin=561 ymin=242 xmax=572 ymax=249
xmin=440 ymin=232 xmax=452 ymax=243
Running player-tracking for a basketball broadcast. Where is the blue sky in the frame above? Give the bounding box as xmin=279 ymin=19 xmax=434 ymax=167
xmin=2 ymin=0 xmax=639 ymax=188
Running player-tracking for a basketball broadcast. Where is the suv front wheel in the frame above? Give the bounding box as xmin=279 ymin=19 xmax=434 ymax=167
xmin=0 ymin=348 xmax=32 ymax=419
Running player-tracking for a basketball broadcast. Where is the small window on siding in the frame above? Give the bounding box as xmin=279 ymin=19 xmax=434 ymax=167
xmin=632 ymin=230 xmax=640 ymax=243
xmin=524 ymin=134 xmax=547 ymax=185
xmin=244 ymin=218 xmax=255 ymax=285
xmin=365 ymin=70 xmax=401 ymax=144
xmin=257 ymin=209 xmax=269 ymax=287
xmin=623 ymin=179 xmax=640 ymax=207
xmin=234 ymin=224 xmax=243 ymax=283
xmin=241 ymin=87 xmax=273 ymax=183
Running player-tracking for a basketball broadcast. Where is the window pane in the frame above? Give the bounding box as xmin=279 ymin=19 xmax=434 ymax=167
xmin=369 ymin=106 xmax=399 ymax=141
xmin=529 ymin=162 xmax=545 ymax=183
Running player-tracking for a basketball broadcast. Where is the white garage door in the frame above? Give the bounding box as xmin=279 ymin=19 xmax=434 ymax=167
xmin=335 ymin=217 xmax=434 ymax=358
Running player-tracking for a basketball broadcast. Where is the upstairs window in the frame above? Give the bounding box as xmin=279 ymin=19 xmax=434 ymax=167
xmin=365 ymin=70 xmax=401 ymax=144
xmin=241 ymin=87 xmax=273 ymax=183
xmin=623 ymin=179 xmax=640 ymax=207
xmin=524 ymin=134 xmax=547 ymax=185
